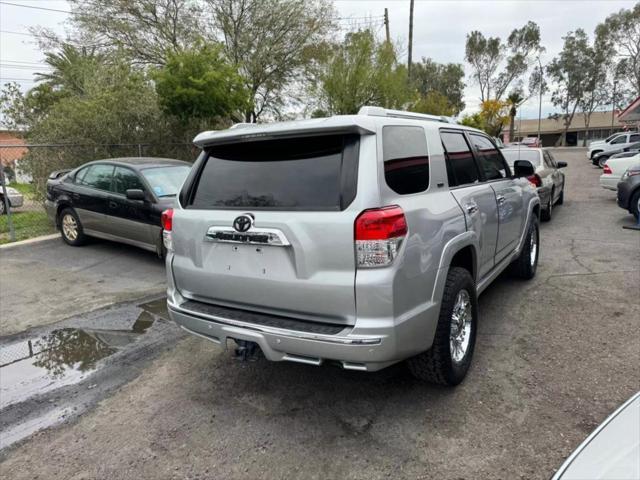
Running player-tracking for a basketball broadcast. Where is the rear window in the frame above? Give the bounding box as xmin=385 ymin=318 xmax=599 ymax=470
xmin=501 ymin=149 xmax=541 ymax=168
xmin=187 ymin=135 xmax=359 ymax=211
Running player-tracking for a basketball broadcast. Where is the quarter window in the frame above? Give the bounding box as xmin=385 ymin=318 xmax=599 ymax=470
xmin=78 ymin=164 xmax=114 ymax=191
xmin=440 ymin=131 xmax=480 ymax=187
xmin=113 ymin=167 xmax=144 ymax=195
xmin=469 ymin=134 xmax=508 ymax=180
xmin=382 ymin=126 xmax=429 ymax=194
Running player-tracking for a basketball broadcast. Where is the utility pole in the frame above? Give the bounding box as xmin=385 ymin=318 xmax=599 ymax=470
xmin=611 ymin=79 xmax=617 ymax=132
xmin=408 ymin=0 xmax=414 ymax=78
xmin=537 ymin=57 xmax=543 ymax=144
xmin=384 ymin=8 xmax=390 ymax=43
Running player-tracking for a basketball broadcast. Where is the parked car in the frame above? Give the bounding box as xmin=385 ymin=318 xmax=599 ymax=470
xmin=551 ymin=391 xmax=639 ymax=480
xmin=592 ymin=141 xmax=640 ymax=168
xmin=501 ymin=148 xmax=566 ymax=222
xmin=45 ymin=157 xmax=191 ymax=255
xmin=588 ymin=132 xmax=640 ymax=160
xmin=0 ymin=185 xmax=24 ymax=214
xmin=164 ymin=106 xmax=540 ymax=385
xmin=617 ymin=164 xmax=640 ymax=220
xmin=600 ymin=153 xmax=640 ymax=191
xmin=520 ymin=137 xmax=541 ymax=148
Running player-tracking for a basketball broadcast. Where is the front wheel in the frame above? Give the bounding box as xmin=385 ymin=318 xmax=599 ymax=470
xmin=0 ymin=197 xmax=6 ymax=215
xmin=407 ymin=267 xmax=478 ymax=386
xmin=509 ymin=215 xmax=539 ymax=279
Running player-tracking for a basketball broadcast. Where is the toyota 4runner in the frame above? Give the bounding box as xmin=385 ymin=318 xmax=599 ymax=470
xmin=164 ymin=106 xmax=540 ymax=385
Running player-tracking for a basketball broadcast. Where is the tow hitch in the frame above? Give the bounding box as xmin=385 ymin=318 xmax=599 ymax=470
xmin=234 ymin=339 xmax=260 ymax=361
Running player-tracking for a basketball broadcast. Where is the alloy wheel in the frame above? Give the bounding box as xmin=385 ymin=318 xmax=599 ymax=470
xmin=62 ymin=213 xmax=78 ymax=241
xmin=449 ymin=289 xmax=472 ymax=363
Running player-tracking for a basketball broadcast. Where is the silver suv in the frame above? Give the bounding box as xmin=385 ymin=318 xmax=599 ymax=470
xmin=164 ymin=107 xmax=540 ymax=385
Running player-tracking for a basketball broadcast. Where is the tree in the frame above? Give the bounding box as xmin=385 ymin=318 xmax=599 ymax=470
xmin=207 ymin=0 xmax=335 ymax=122
xmin=317 ymin=30 xmax=411 ymax=115
xmin=412 ymin=91 xmax=456 ymax=116
xmin=465 ymin=21 xmax=543 ymax=102
xmin=595 ymin=3 xmax=640 ymax=97
xmin=154 ymin=44 xmax=250 ymax=123
xmin=34 ymin=43 xmax=105 ymax=95
xmin=68 ymin=0 xmax=203 ymax=65
xmin=411 ymin=58 xmax=465 ymax=115
xmin=459 ymin=100 xmax=508 ymax=136
xmin=547 ymin=30 xmax=598 ymax=146
xmin=506 ymin=89 xmax=526 ymax=141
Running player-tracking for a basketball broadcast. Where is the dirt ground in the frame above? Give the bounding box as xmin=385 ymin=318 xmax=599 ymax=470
xmin=0 ymin=148 xmax=638 ymax=479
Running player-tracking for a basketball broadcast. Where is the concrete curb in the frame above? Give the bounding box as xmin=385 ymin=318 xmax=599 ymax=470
xmin=0 ymin=233 xmax=60 ymax=249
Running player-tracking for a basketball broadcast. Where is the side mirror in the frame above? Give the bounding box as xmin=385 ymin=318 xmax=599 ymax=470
xmin=126 ymin=189 xmax=146 ymax=201
xmin=556 ymin=161 xmax=567 ymax=168
xmin=513 ymin=160 xmax=535 ymax=177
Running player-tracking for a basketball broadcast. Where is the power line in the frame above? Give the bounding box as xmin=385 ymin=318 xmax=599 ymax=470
xmin=0 ymin=1 xmax=70 ymax=13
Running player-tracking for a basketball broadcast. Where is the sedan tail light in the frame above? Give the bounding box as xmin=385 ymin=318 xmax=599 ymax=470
xmin=527 ymin=174 xmax=542 ymax=188
xmin=161 ymin=209 xmax=174 ymax=251
xmin=355 ymin=206 xmax=407 ymax=268
xmin=603 ymin=165 xmax=613 ymax=175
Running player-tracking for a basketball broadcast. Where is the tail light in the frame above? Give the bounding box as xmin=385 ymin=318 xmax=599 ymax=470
xmin=355 ymin=206 xmax=407 ymax=268
xmin=603 ymin=165 xmax=613 ymax=175
xmin=161 ymin=209 xmax=174 ymax=251
xmin=527 ymin=174 xmax=542 ymax=188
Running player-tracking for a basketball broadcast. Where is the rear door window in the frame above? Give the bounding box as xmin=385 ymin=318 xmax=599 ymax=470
xmin=382 ymin=126 xmax=429 ymax=194
xmin=188 ymin=134 xmax=358 ymax=211
xmin=611 ymin=135 xmax=627 ymax=145
xmin=440 ymin=131 xmax=480 ymax=187
xmin=630 ymin=134 xmax=640 ymax=143
xmin=469 ymin=134 xmax=509 ymax=180
xmin=78 ymin=164 xmax=114 ymax=191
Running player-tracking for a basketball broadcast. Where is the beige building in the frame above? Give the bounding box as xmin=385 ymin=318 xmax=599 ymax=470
xmin=502 ymin=110 xmax=632 ymax=147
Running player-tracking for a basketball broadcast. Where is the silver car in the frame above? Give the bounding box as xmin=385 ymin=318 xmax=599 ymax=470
xmin=164 ymin=107 xmax=540 ymax=384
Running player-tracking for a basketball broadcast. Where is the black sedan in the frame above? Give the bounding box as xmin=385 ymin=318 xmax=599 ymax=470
xmin=617 ymin=163 xmax=640 ymax=221
xmin=501 ymin=147 xmax=567 ymax=222
xmin=45 ymin=157 xmax=191 ymax=255
xmin=592 ymin=141 xmax=640 ymax=168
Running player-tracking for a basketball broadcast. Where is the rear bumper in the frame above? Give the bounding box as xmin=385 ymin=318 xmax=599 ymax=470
xmin=167 ymin=288 xmax=440 ymax=372
xmin=617 ymin=182 xmax=632 ymax=210
xmin=599 ymin=175 xmax=618 ymax=191
xmin=7 ymin=194 xmax=23 ymax=208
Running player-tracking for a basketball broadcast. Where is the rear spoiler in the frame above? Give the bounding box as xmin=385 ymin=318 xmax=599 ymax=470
xmin=48 ymin=169 xmax=72 ymax=180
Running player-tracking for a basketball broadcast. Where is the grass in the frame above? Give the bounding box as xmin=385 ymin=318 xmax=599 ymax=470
xmin=0 ymin=210 xmax=56 ymax=244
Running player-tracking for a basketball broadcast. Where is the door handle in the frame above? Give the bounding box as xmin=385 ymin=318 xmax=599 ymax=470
xmin=464 ymin=202 xmax=479 ymax=215
xmin=109 ymin=201 xmax=117 ymax=209
xmin=496 ymin=195 xmax=506 ymax=205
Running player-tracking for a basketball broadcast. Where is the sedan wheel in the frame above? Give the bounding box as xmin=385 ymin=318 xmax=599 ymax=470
xmin=59 ymin=208 xmax=87 ymax=246
xmin=62 ymin=213 xmax=78 ymax=241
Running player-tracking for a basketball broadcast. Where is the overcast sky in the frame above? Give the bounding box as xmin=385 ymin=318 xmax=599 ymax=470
xmin=1 ymin=0 xmax=637 ymax=119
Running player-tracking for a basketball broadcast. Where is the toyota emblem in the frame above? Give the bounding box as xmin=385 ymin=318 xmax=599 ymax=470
xmin=233 ymin=214 xmax=254 ymax=233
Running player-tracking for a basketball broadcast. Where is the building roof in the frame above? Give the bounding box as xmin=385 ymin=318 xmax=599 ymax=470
xmin=504 ymin=110 xmax=625 ymax=136
xmin=618 ymin=96 xmax=640 ymax=123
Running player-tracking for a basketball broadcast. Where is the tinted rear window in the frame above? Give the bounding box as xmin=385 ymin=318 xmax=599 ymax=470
xmin=382 ymin=126 xmax=429 ymax=195
xmin=188 ymin=135 xmax=358 ymax=210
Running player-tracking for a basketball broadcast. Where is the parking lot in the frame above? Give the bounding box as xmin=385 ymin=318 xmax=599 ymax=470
xmin=0 ymin=148 xmax=638 ymax=479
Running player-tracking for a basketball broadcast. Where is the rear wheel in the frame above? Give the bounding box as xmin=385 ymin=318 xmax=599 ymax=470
xmin=541 ymin=190 xmax=553 ymax=222
xmin=0 ymin=197 xmax=6 ymax=215
xmin=509 ymin=215 xmax=539 ymax=279
xmin=631 ymin=190 xmax=640 ymax=221
xmin=59 ymin=208 xmax=87 ymax=246
xmin=598 ymin=156 xmax=608 ymax=168
xmin=557 ymin=185 xmax=564 ymax=205
xmin=407 ymin=267 xmax=477 ymax=386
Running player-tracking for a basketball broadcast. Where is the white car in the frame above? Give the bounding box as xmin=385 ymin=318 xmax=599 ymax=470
xmin=600 ymin=153 xmax=640 ymax=191
xmin=589 ymin=132 xmax=640 ymax=159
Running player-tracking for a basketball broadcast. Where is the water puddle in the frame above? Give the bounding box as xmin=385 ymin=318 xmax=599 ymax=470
xmin=0 ymin=299 xmax=167 ymax=410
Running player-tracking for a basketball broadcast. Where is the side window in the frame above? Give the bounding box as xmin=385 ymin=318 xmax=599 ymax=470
xmin=630 ymin=134 xmax=640 ymax=143
xmin=78 ymin=164 xmax=114 ymax=191
xmin=113 ymin=167 xmax=144 ymax=195
xmin=382 ymin=126 xmax=429 ymax=195
xmin=469 ymin=134 xmax=508 ymax=180
xmin=74 ymin=167 xmax=89 ymax=184
xmin=440 ymin=131 xmax=480 ymax=187
xmin=611 ymin=135 xmax=626 ymax=145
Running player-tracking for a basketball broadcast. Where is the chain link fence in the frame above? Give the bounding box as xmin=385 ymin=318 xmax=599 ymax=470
xmin=0 ymin=143 xmax=198 ymax=244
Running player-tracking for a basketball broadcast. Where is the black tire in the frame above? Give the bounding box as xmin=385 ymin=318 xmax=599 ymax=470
xmin=0 ymin=196 xmax=6 ymax=215
xmin=509 ymin=215 xmax=539 ymax=279
xmin=557 ymin=185 xmax=564 ymax=205
xmin=58 ymin=207 xmax=87 ymax=246
xmin=598 ymin=156 xmax=609 ymax=168
xmin=407 ymin=267 xmax=478 ymax=386
xmin=630 ymin=190 xmax=640 ymax=221
xmin=541 ymin=190 xmax=553 ymax=222
xmin=590 ymin=150 xmax=602 ymax=159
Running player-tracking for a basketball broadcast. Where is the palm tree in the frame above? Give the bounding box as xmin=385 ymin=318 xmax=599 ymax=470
xmin=35 ymin=44 xmax=104 ymax=95
xmin=506 ymin=90 xmax=526 ymax=142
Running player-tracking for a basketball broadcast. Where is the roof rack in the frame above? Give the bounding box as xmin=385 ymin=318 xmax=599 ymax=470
xmin=357 ymin=106 xmax=457 ymax=124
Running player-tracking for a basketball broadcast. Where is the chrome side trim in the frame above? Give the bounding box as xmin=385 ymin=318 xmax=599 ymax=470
xmin=204 ymin=226 xmax=290 ymax=246
xmin=168 ymin=302 xmax=382 ymax=345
